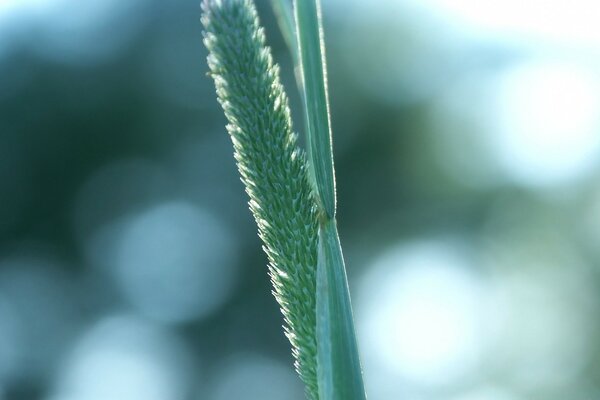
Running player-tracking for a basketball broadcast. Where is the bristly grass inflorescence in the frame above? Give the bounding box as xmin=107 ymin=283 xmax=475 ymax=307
xmin=202 ymin=0 xmax=320 ymax=397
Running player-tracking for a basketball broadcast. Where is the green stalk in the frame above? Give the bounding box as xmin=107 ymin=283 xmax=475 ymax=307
xmin=316 ymin=220 xmax=365 ymax=400
xmin=293 ymin=1 xmax=367 ymax=398
xmin=293 ymin=0 xmax=336 ymax=218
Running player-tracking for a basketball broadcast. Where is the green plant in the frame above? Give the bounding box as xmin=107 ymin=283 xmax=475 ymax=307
xmin=202 ymin=0 xmax=366 ymax=398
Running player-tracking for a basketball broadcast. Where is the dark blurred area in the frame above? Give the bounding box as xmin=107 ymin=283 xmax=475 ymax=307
xmin=1 ymin=0 xmax=600 ymax=399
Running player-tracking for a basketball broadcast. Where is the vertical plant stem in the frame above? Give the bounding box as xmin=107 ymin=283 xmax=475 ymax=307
xmin=294 ymin=0 xmax=336 ymax=218
xmin=293 ymin=0 xmax=367 ymax=399
xmin=317 ymin=220 xmax=365 ymax=400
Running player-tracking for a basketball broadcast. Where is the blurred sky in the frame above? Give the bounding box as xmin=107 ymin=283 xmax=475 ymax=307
xmin=1 ymin=0 xmax=600 ymax=399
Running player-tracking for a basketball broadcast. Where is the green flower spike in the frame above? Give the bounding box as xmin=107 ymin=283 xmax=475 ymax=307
xmin=202 ymin=0 xmax=319 ymax=397
xmin=202 ymin=1 xmax=367 ymax=399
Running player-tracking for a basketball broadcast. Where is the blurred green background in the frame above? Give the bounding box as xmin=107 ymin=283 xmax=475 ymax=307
xmin=1 ymin=0 xmax=600 ymax=399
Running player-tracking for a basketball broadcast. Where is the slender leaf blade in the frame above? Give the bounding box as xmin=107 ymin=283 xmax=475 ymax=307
xmin=316 ymin=220 xmax=366 ymax=400
xmin=294 ymin=0 xmax=336 ymax=218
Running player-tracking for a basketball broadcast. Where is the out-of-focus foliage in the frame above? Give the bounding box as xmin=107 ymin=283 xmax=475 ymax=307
xmin=1 ymin=0 xmax=600 ymax=399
